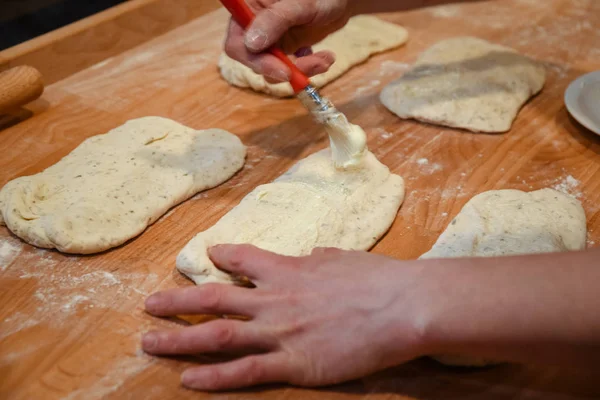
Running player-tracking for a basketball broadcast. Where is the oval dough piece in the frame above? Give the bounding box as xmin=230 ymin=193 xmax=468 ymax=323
xmin=420 ymin=188 xmax=587 ymax=367
xmin=380 ymin=37 xmax=546 ymax=133
xmin=219 ymin=15 xmax=409 ymax=97
xmin=0 ymin=117 xmax=246 ymax=254
xmin=177 ymin=149 xmax=405 ymax=285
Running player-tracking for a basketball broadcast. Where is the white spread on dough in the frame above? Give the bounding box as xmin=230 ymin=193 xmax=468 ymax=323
xmin=0 ymin=117 xmax=246 ymax=254
xmin=218 ymin=15 xmax=409 ymax=97
xmin=177 ymin=149 xmax=405 ymax=285
xmin=315 ymin=108 xmax=368 ymax=168
xmin=420 ymin=188 xmax=587 ymax=366
xmin=380 ymin=37 xmax=546 ymax=133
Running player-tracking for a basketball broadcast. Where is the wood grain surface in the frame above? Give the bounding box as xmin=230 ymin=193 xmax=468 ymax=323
xmin=1 ymin=0 xmax=600 ymax=399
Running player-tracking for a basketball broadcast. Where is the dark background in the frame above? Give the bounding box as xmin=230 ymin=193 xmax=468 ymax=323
xmin=0 ymin=0 xmax=128 ymax=50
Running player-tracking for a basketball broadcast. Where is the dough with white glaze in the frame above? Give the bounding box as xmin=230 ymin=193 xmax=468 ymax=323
xmin=316 ymin=107 xmax=368 ymax=168
xmin=0 ymin=117 xmax=246 ymax=254
xmin=219 ymin=15 xmax=409 ymax=97
xmin=177 ymin=149 xmax=405 ymax=285
xmin=420 ymin=188 xmax=587 ymax=366
xmin=380 ymin=37 xmax=546 ymax=133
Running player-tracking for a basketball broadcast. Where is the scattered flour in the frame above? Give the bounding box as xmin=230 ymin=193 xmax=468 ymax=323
xmin=2 ymin=243 xmax=161 ymax=339
xmin=373 ymin=128 xmax=393 ymax=140
xmin=19 ymin=271 xmax=44 ymax=279
xmin=509 ymin=9 xmax=596 ymax=64
xmin=2 ymin=246 xmax=162 ymax=398
xmin=20 ymin=248 xmax=57 ymax=268
xmin=29 ymin=269 xmax=155 ymax=318
xmin=61 ymin=295 xmax=91 ymax=311
xmin=552 ymin=175 xmax=582 ymax=198
xmin=428 ymin=4 xmax=463 ymax=18
xmin=0 ymin=341 xmax=46 ymax=366
xmin=379 ymin=60 xmax=410 ymax=76
xmin=442 ymin=184 xmax=468 ymax=200
xmin=1 ymin=312 xmax=39 ymax=340
xmin=543 ymin=62 xmax=570 ymax=80
xmin=61 ymin=348 xmax=155 ymax=400
xmin=58 ymin=9 xmax=228 ymax=112
xmin=416 ymin=158 xmax=443 ymax=174
xmin=355 ymin=79 xmax=381 ymax=95
xmin=192 ymin=192 xmax=209 ymax=200
xmin=0 ymin=237 xmax=22 ymax=270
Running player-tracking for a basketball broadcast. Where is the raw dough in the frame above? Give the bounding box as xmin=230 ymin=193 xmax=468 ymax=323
xmin=0 ymin=117 xmax=246 ymax=254
xmin=420 ymin=188 xmax=586 ymax=260
xmin=420 ymin=188 xmax=587 ymax=366
xmin=380 ymin=37 xmax=546 ymax=133
xmin=177 ymin=149 xmax=405 ymax=285
xmin=219 ymin=15 xmax=409 ymax=97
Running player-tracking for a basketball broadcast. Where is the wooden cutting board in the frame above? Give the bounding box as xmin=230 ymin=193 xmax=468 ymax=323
xmin=1 ymin=0 xmax=599 ymax=398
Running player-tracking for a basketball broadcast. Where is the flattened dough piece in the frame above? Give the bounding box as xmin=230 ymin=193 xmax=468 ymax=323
xmin=219 ymin=15 xmax=408 ymax=97
xmin=380 ymin=37 xmax=546 ymax=132
xmin=0 ymin=117 xmax=246 ymax=254
xmin=420 ymin=188 xmax=586 ymax=260
xmin=177 ymin=149 xmax=405 ymax=285
xmin=420 ymin=188 xmax=587 ymax=366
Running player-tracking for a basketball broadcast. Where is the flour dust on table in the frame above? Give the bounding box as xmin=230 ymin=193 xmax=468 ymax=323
xmin=0 ymin=117 xmax=246 ymax=254
xmin=380 ymin=37 xmax=546 ymax=133
xmin=219 ymin=15 xmax=409 ymax=97
xmin=177 ymin=149 xmax=405 ymax=285
xmin=420 ymin=188 xmax=587 ymax=366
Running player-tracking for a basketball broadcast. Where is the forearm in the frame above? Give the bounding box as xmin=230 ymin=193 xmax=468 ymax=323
xmin=351 ymin=0 xmax=487 ymax=15
xmin=412 ymin=247 xmax=600 ymax=368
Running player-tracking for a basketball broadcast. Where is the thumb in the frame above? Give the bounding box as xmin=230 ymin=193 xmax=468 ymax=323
xmin=245 ymin=0 xmax=316 ymax=52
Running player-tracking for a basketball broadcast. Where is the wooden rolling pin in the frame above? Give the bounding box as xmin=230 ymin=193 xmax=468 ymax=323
xmin=0 ymin=66 xmax=44 ymax=114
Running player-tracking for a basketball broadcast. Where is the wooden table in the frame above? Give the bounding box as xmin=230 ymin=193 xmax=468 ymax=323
xmin=1 ymin=0 xmax=599 ymax=398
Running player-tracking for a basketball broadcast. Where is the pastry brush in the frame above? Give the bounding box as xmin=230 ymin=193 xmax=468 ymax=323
xmin=220 ymin=0 xmax=367 ymax=168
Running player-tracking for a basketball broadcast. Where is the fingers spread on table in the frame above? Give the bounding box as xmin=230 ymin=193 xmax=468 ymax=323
xmin=181 ymin=352 xmax=290 ymax=390
xmin=142 ymin=319 xmax=274 ymax=355
xmin=145 ymin=283 xmax=263 ymax=317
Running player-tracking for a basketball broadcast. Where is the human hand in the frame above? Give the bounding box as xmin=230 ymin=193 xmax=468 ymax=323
xmin=142 ymin=244 xmax=431 ymax=390
xmin=224 ymin=0 xmax=353 ymax=82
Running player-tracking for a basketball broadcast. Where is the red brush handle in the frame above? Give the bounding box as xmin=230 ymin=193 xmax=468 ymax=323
xmin=220 ymin=0 xmax=310 ymax=93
